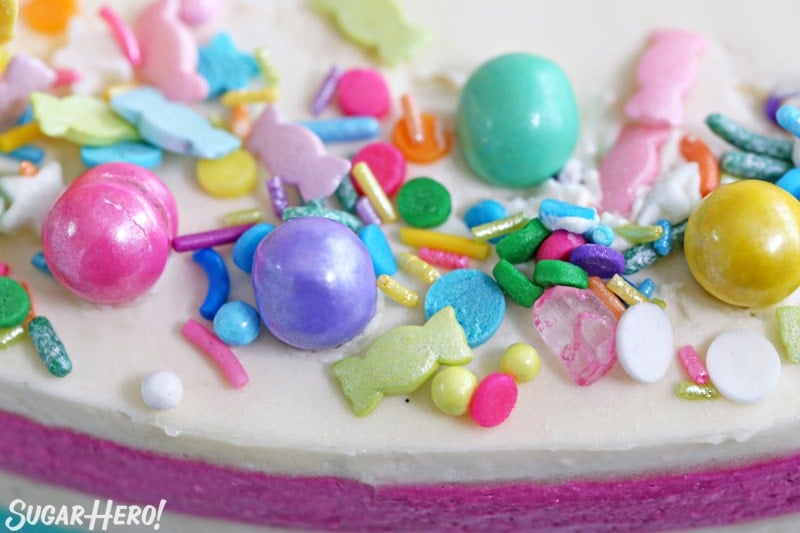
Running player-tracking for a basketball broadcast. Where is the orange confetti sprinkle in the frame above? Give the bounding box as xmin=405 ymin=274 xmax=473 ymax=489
xmin=23 ymin=0 xmax=79 ymax=34
xmin=392 ymin=112 xmax=451 ymax=163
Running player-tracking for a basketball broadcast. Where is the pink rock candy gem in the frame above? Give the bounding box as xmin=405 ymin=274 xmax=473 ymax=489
xmin=533 ymin=286 xmax=618 ymax=386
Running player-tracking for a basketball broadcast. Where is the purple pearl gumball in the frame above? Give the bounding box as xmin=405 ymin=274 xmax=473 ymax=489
xmin=251 ymin=217 xmax=377 ymax=350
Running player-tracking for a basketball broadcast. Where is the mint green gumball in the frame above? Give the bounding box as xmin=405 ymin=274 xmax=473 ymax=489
xmin=456 ymin=53 xmax=579 ymax=188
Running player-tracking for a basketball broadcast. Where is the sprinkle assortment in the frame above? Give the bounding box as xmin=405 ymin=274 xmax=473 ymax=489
xmin=4 ymin=0 xmax=800 ymax=437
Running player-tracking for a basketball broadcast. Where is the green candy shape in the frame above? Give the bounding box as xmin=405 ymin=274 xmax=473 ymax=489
xmin=456 ymin=53 xmax=579 ymax=188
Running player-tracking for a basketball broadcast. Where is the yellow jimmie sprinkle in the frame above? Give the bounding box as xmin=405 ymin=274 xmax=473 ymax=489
xmin=397 ymin=252 xmax=440 ymax=284
xmin=0 ymin=122 xmax=42 ymax=153
xmin=471 ymin=212 xmax=528 ymax=241
xmin=377 ymin=274 xmax=418 ymax=307
xmin=221 ymin=86 xmax=280 ymax=107
xmin=614 ymin=223 xmax=664 ymax=244
xmin=399 ymin=227 xmax=491 ymax=260
xmin=606 ymin=274 xmax=647 ymax=307
xmin=254 ymin=47 xmax=280 ymax=87
xmin=224 ymin=207 xmax=263 ymax=227
xmin=351 ymin=161 xmax=397 ymax=223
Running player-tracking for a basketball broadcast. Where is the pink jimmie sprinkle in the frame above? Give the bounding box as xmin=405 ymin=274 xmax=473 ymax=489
xmin=180 ymin=318 xmax=249 ymax=388
xmin=99 ymin=4 xmax=143 ymax=67
xmin=418 ymin=247 xmax=469 ymax=270
xmin=677 ymin=345 xmax=709 ymax=385
xmin=52 ymin=69 xmax=81 ymax=87
xmin=172 ymin=223 xmax=255 ymax=252
xmin=0 ymin=262 xmax=8 ymax=276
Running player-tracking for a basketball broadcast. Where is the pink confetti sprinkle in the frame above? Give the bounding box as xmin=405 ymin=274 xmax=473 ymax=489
xmin=180 ymin=318 xmax=249 ymax=388
xmin=99 ymin=4 xmax=143 ymax=67
xmin=418 ymin=247 xmax=468 ymax=270
xmin=469 ymin=372 xmax=518 ymax=428
xmin=173 ymin=223 xmax=255 ymax=252
xmin=535 ymin=230 xmax=586 ymax=262
xmin=677 ymin=345 xmax=710 ymax=385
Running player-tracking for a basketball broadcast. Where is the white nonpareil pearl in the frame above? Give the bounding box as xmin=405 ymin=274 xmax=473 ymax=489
xmin=141 ymin=370 xmax=184 ymax=411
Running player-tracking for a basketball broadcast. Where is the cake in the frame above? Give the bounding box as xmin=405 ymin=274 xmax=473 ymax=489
xmin=3 ymin=0 xmax=800 ymax=531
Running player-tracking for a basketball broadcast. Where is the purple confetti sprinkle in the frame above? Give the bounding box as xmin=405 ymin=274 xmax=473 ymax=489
xmin=569 ymin=244 xmax=626 ymax=279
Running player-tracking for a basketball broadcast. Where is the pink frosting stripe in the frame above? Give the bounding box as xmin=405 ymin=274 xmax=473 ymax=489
xmin=1 ymin=408 xmax=799 ymax=530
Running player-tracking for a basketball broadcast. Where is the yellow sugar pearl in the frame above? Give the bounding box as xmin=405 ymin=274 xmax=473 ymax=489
xmin=500 ymin=343 xmax=541 ymax=382
xmin=685 ymin=180 xmax=800 ymax=307
xmin=430 ymin=366 xmax=478 ymax=416
xmin=196 ymin=148 xmax=257 ymax=198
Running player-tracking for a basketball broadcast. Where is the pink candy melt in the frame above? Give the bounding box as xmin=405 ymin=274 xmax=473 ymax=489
xmin=135 ymin=0 xmax=209 ymax=103
xmin=469 ymin=373 xmax=518 ymax=428
xmin=350 ymin=141 xmax=407 ymax=196
xmin=598 ymin=125 xmax=671 ymax=217
xmin=536 ymin=230 xmax=587 ymax=262
xmin=247 ymin=106 xmax=351 ymax=201
xmin=337 ymin=68 xmax=391 ymax=118
xmin=181 ymin=318 xmax=249 ymax=388
xmin=624 ymin=29 xmax=708 ymax=127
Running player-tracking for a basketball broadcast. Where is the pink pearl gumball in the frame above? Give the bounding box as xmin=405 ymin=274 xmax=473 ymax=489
xmin=42 ymin=163 xmax=178 ymax=304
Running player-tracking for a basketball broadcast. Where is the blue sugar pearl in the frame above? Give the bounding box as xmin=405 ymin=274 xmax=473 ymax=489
xmin=424 ymin=269 xmax=505 ymax=348
xmin=213 ymin=300 xmax=261 ymax=346
xmin=463 ymin=199 xmax=507 ymax=244
xmin=358 ymin=224 xmax=397 ymax=276
xmin=652 ymin=219 xmax=673 ymax=256
xmin=585 ymin=224 xmax=614 ymax=246
xmin=776 ymin=168 xmax=800 ymax=200
xmin=81 ymin=141 xmax=163 ymax=169
xmin=297 ymin=117 xmax=381 ymax=143
xmin=233 ymin=223 xmax=275 ymax=274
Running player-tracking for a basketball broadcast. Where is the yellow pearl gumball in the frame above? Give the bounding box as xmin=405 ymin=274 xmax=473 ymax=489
xmin=500 ymin=343 xmax=541 ymax=382
xmin=684 ymin=180 xmax=800 ymax=308
xmin=430 ymin=366 xmax=478 ymax=416
xmin=196 ymin=148 xmax=257 ymax=198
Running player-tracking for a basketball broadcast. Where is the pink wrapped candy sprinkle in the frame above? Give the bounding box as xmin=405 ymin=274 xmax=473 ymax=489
xmin=42 ymin=163 xmax=178 ymax=304
xmin=533 ymin=286 xmax=618 ymax=386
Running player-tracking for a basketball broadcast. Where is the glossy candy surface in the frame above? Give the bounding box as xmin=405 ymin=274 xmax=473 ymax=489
xmin=251 ymin=217 xmax=377 ymax=350
xmin=41 ymin=163 xmax=178 ymax=304
xmin=456 ymin=53 xmax=578 ymax=187
xmin=684 ymin=180 xmax=800 ymax=307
